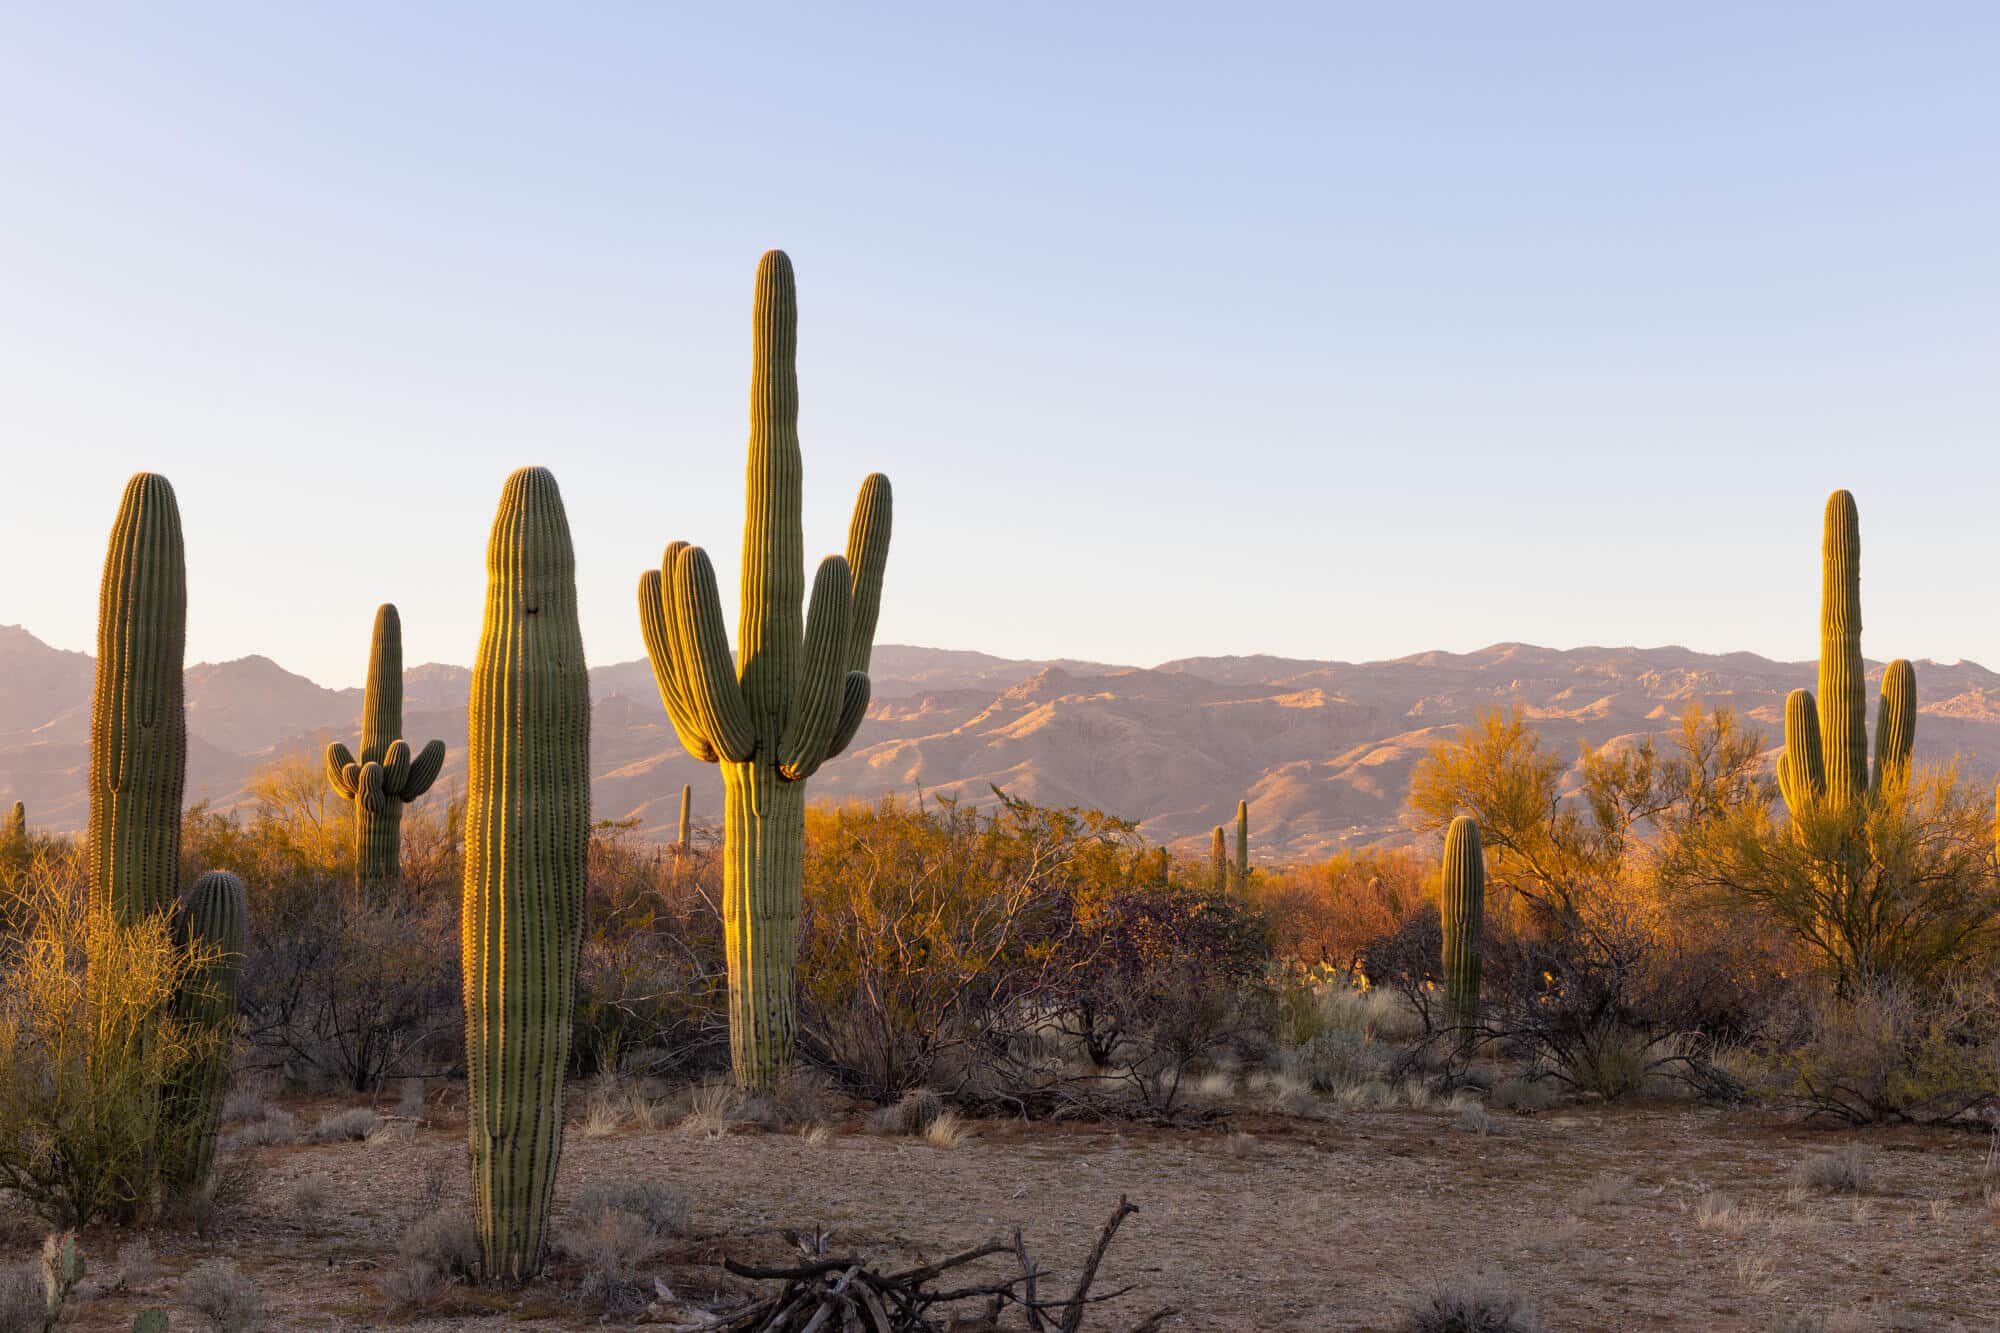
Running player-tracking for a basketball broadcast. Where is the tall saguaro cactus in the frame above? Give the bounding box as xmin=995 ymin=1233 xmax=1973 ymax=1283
xmin=1210 ymin=826 xmax=1228 ymax=893
xmin=90 ymin=473 xmax=187 ymax=925
xmin=463 ymin=468 xmax=590 ymax=1281
xmin=637 ymin=251 xmax=893 ymax=1090
xmin=1780 ymin=491 xmax=1917 ymax=818
xmin=1234 ymin=799 xmax=1250 ymax=889
xmin=326 ymin=605 xmax=447 ymax=885
xmin=1440 ymin=815 xmax=1484 ymax=1028
xmin=160 ymin=870 xmax=248 ymax=1195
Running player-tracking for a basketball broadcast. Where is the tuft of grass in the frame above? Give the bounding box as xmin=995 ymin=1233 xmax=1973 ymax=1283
xmin=866 ymin=1088 xmax=944 ymax=1138
xmin=401 ymin=1210 xmax=480 ymax=1281
xmin=558 ymin=1180 xmax=690 ymax=1315
xmin=1401 ymin=1275 xmax=1546 ymax=1333
xmin=115 ymin=1239 xmax=160 ymax=1293
xmin=291 ymin=1176 xmax=331 ymax=1229
xmin=1791 ymin=1146 xmax=1873 ymax=1196
xmin=1735 ymin=1244 xmax=1782 ymax=1298
xmin=1455 ymin=1103 xmax=1499 ymax=1136
xmin=572 ymin=1181 xmax=690 ymax=1239
xmin=1492 ymin=1076 xmax=1558 ymax=1112
xmin=1694 ymin=1191 xmax=1756 ymax=1237
xmin=798 ymin=1123 xmax=833 ymax=1147
xmin=1569 ymin=1171 xmax=1631 ymax=1211
xmin=923 ymin=1110 xmax=972 ymax=1149
xmin=184 ymin=1259 xmax=266 ymax=1333
xmin=0 ymin=1263 xmax=43 ymax=1333
xmin=223 ymin=1108 xmax=297 ymax=1150
xmin=1225 ymin=1132 xmax=1258 ymax=1158
xmin=219 ymin=1089 xmax=269 ymax=1124
xmin=677 ymin=1081 xmax=733 ymax=1139
xmin=310 ymin=1107 xmax=380 ymax=1143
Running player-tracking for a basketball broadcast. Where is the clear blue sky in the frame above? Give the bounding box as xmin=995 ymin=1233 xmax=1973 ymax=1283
xmin=3 ymin=4 xmax=1995 ymax=687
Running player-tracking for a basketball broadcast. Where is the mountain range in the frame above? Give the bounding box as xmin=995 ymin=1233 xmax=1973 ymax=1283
xmin=6 ymin=624 xmax=2000 ymax=862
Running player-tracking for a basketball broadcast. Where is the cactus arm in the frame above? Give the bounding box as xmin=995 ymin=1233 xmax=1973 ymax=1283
xmin=1817 ymin=491 xmax=1867 ymax=806
xmin=820 ymin=672 xmax=873 ymax=765
xmin=382 ymin=739 xmax=412 ymax=793
xmin=326 ymin=742 xmax=358 ymax=799
xmin=739 ymin=249 xmax=806 ymax=746
xmin=1780 ymin=688 xmax=1826 ymax=818
xmin=778 ymin=555 xmax=854 ymax=779
xmin=358 ymin=761 xmax=386 ymax=815
xmin=638 ymin=562 xmax=719 ymax=763
xmin=1440 ymin=815 xmax=1485 ymax=1028
xmin=400 ymin=739 xmax=448 ymax=800
xmin=843 ymin=473 xmax=893 ymax=675
xmin=1873 ymin=658 xmax=1916 ymax=791
xmin=670 ymin=546 xmax=757 ymax=763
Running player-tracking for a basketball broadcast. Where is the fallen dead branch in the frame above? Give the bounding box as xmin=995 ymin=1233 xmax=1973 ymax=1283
xmin=644 ymin=1196 xmax=1172 ymax=1331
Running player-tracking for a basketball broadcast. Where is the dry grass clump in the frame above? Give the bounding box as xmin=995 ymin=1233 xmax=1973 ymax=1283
xmin=0 ymin=1262 xmax=42 ymax=1333
xmin=677 ymin=1081 xmax=734 ymax=1139
xmin=1568 ymin=1171 xmax=1631 ymax=1210
xmin=1401 ymin=1275 xmax=1546 ymax=1333
xmin=557 ymin=1180 xmax=691 ymax=1314
xmin=185 ymin=1259 xmax=266 ymax=1332
xmin=290 ymin=1175 xmax=330 ymax=1229
xmin=1491 ymin=1077 xmax=1558 ymax=1112
xmin=310 ymin=1107 xmax=380 ymax=1143
xmin=115 ymin=1238 xmax=160 ymax=1292
xmin=1791 ymin=1146 xmax=1874 ymax=1195
xmin=1735 ymin=1243 xmax=1782 ymax=1297
xmin=580 ymin=1080 xmax=668 ymax=1138
xmin=219 ymin=1089 xmax=270 ymax=1124
xmin=382 ymin=1209 xmax=479 ymax=1309
xmin=798 ymin=1123 xmax=833 ymax=1147
xmin=867 ymin=1088 xmax=944 ymax=1137
xmin=923 ymin=1110 xmax=972 ymax=1148
xmin=223 ymin=1108 xmax=296 ymax=1150
xmin=1693 ymin=1191 xmax=1757 ymax=1237
xmin=1455 ymin=1103 xmax=1499 ymax=1136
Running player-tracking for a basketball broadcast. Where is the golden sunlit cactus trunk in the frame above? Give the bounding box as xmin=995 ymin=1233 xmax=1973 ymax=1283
xmin=1779 ymin=492 xmax=1918 ymax=820
xmin=1440 ymin=815 xmax=1484 ymax=1029
xmin=1210 ymin=826 xmax=1227 ymax=893
xmin=4 ymin=801 xmax=23 ymax=842
xmin=90 ymin=474 xmax=187 ymax=925
xmin=1234 ymin=798 xmax=1250 ymax=889
xmin=463 ymin=468 xmax=590 ymax=1281
xmin=677 ymin=783 xmax=692 ymax=850
xmin=638 ymin=251 xmax=893 ymax=1090
xmin=326 ymin=605 xmax=447 ymax=887
xmin=160 ymin=870 xmax=248 ymax=1196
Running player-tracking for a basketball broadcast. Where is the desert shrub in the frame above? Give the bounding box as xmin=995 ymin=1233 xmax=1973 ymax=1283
xmin=571 ymin=1180 xmax=689 ymax=1239
xmin=1251 ymin=847 xmax=1432 ymax=976
xmin=310 ymin=1107 xmax=380 ymax=1142
xmin=0 ymin=1262 xmax=41 ymax=1333
xmin=184 ymin=1259 xmax=265 ymax=1332
xmin=1792 ymin=1146 xmax=1873 ymax=1194
xmin=1491 ymin=1076 xmax=1556 ymax=1112
xmin=223 ymin=1108 xmax=296 ymax=1149
xmin=558 ymin=1180 xmax=687 ymax=1314
xmin=1759 ymin=976 xmax=2000 ymax=1125
xmin=1357 ymin=907 xmax=1447 ymax=1038
xmin=0 ymin=867 xmax=224 ymax=1227
xmin=386 ymin=1207 xmax=480 ymax=1304
xmin=866 ymin=1087 xmax=944 ymax=1136
xmin=1402 ymin=1276 xmax=1546 ymax=1333
xmin=1286 ymin=1029 xmax=1390 ymax=1092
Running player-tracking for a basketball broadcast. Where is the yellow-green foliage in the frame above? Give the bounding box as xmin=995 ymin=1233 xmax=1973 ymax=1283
xmin=0 ymin=856 xmax=222 ymax=1227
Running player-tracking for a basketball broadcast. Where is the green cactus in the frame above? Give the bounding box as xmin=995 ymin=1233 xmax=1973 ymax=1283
xmin=1779 ymin=492 xmax=1918 ymax=818
xmin=637 ymin=251 xmax=892 ymax=1091
xmin=159 ymin=871 xmax=248 ymax=1197
xmin=90 ymin=473 xmax=187 ymax=925
xmin=463 ymin=467 xmax=590 ymax=1281
xmin=1234 ymin=798 xmax=1250 ymax=889
xmin=1210 ymin=825 xmax=1227 ymax=893
xmin=677 ymin=782 xmax=692 ymax=851
xmin=325 ymin=605 xmax=446 ymax=886
xmin=40 ymin=1232 xmax=83 ymax=1332
xmin=4 ymin=800 xmax=23 ymax=842
xmin=1440 ymin=815 xmax=1484 ymax=1029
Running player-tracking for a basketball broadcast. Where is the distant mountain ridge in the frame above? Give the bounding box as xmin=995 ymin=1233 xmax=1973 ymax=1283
xmin=5 ymin=622 xmax=1999 ymax=862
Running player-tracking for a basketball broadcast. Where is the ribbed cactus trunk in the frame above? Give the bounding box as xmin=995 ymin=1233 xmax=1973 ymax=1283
xmin=4 ymin=801 xmax=23 ymax=841
xmin=677 ymin=783 xmax=692 ymax=850
xmin=1873 ymin=659 xmax=1916 ymax=790
xmin=463 ymin=468 xmax=589 ymax=1281
xmin=637 ymin=251 xmax=892 ymax=1092
xmin=160 ymin=870 xmax=247 ymax=1196
xmin=1818 ymin=491 xmax=1867 ymax=809
xmin=1210 ymin=826 xmax=1227 ymax=893
xmin=1440 ymin=816 xmax=1484 ymax=1029
xmin=90 ymin=474 xmax=187 ymax=925
xmin=1234 ymin=799 xmax=1250 ymax=889
xmin=327 ymin=605 xmax=446 ymax=889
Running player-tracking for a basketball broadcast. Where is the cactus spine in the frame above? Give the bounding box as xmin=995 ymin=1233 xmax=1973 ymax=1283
xmin=160 ymin=870 xmax=247 ymax=1195
xmin=1779 ymin=491 xmax=1918 ymax=818
xmin=1234 ymin=799 xmax=1250 ymax=889
xmin=637 ymin=251 xmax=892 ymax=1090
xmin=4 ymin=800 xmax=23 ymax=842
xmin=1440 ymin=815 xmax=1484 ymax=1028
xmin=326 ymin=605 xmax=446 ymax=886
xmin=463 ymin=468 xmax=589 ymax=1281
xmin=1210 ymin=826 xmax=1227 ymax=893
xmin=89 ymin=474 xmax=187 ymax=925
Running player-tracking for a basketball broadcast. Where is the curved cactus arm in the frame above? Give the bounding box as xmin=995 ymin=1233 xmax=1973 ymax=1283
xmin=1780 ymin=688 xmax=1826 ymax=818
xmin=382 ymin=739 xmax=412 ymax=794
xmin=358 ymin=761 xmax=386 ymax=815
xmin=638 ymin=560 xmax=718 ymax=763
xmin=779 ymin=555 xmax=854 ymax=779
xmin=843 ymin=473 xmax=893 ymax=676
xmin=326 ymin=742 xmax=359 ymax=800
xmin=820 ymin=672 xmax=873 ymax=766
xmin=400 ymin=739 xmax=448 ymax=799
xmin=1873 ymin=658 xmax=1916 ymax=791
xmin=739 ymin=249 xmax=806 ymax=745
xmin=671 ymin=546 xmax=757 ymax=763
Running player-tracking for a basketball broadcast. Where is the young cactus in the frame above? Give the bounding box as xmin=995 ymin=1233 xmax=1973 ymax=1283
xmin=637 ymin=251 xmax=892 ymax=1090
xmin=463 ymin=468 xmax=590 ymax=1280
xmin=1779 ymin=492 xmax=1918 ymax=817
xmin=159 ymin=871 xmax=248 ymax=1197
xmin=90 ymin=473 xmax=187 ymax=924
xmin=4 ymin=800 xmax=23 ymax=842
xmin=1234 ymin=799 xmax=1250 ymax=889
xmin=1440 ymin=815 xmax=1484 ymax=1029
xmin=677 ymin=783 xmax=692 ymax=851
xmin=325 ymin=605 xmax=446 ymax=886
xmin=40 ymin=1232 xmax=84 ymax=1331
xmin=1210 ymin=826 xmax=1228 ymax=893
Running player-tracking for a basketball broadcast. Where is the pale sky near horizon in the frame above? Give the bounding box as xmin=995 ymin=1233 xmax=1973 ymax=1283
xmin=2 ymin=4 xmax=1996 ymax=688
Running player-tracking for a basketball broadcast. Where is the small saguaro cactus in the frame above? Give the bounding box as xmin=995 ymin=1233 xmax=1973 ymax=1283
xmin=4 ymin=800 xmax=24 ymax=841
xmin=1440 ymin=815 xmax=1484 ymax=1029
xmin=1234 ymin=799 xmax=1250 ymax=889
xmin=325 ymin=605 xmax=446 ymax=886
xmin=40 ymin=1232 xmax=84 ymax=1329
xmin=463 ymin=467 xmax=590 ymax=1281
xmin=159 ymin=870 xmax=248 ymax=1196
xmin=1779 ymin=492 xmax=1918 ymax=818
xmin=637 ymin=251 xmax=892 ymax=1091
xmin=1210 ymin=826 xmax=1228 ymax=893
xmin=677 ymin=783 xmax=692 ymax=851
xmin=90 ymin=473 xmax=187 ymax=925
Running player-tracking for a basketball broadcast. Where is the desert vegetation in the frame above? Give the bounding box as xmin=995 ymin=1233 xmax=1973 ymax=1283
xmin=3 ymin=257 xmax=1999 ymax=1331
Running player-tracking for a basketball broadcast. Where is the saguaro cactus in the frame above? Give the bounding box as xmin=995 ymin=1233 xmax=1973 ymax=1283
xmin=4 ymin=801 xmax=23 ymax=842
xmin=1779 ymin=491 xmax=1918 ymax=818
xmin=1234 ymin=799 xmax=1250 ymax=889
xmin=677 ymin=783 xmax=692 ymax=851
xmin=637 ymin=251 xmax=892 ymax=1090
xmin=90 ymin=473 xmax=187 ymax=924
xmin=463 ymin=467 xmax=590 ymax=1281
xmin=1440 ymin=815 xmax=1484 ymax=1029
xmin=326 ymin=605 xmax=447 ymax=885
xmin=160 ymin=870 xmax=248 ymax=1195
xmin=1210 ymin=826 xmax=1228 ymax=893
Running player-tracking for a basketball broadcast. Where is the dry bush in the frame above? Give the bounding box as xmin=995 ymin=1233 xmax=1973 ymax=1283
xmin=1251 ymin=846 xmax=1431 ymax=976
xmin=385 ymin=1208 xmax=479 ymax=1306
xmin=311 ymin=1107 xmax=380 ymax=1142
xmin=1401 ymin=1275 xmax=1546 ymax=1333
xmin=1761 ymin=976 xmax=2000 ymax=1125
xmin=1569 ymin=1171 xmax=1630 ymax=1210
xmin=223 ymin=1108 xmax=296 ymax=1149
xmin=115 ymin=1238 xmax=160 ymax=1292
xmin=923 ymin=1110 xmax=972 ymax=1148
xmin=1492 ymin=1077 xmax=1557 ymax=1112
xmin=184 ymin=1259 xmax=265 ymax=1332
xmin=558 ymin=1180 xmax=689 ymax=1315
xmin=1791 ymin=1147 xmax=1874 ymax=1195
xmin=677 ymin=1081 xmax=733 ymax=1138
xmin=0 ymin=1263 xmax=40 ymax=1333
xmin=571 ymin=1181 xmax=689 ymax=1240
xmin=866 ymin=1088 xmax=943 ymax=1137
xmin=291 ymin=1176 xmax=330 ymax=1228
xmin=1455 ymin=1103 xmax=1499 ymax=1135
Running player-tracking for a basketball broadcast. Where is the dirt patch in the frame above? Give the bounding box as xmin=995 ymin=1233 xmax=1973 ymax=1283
xmin=23 ymin=1098 xmax=2000 ymax=1331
